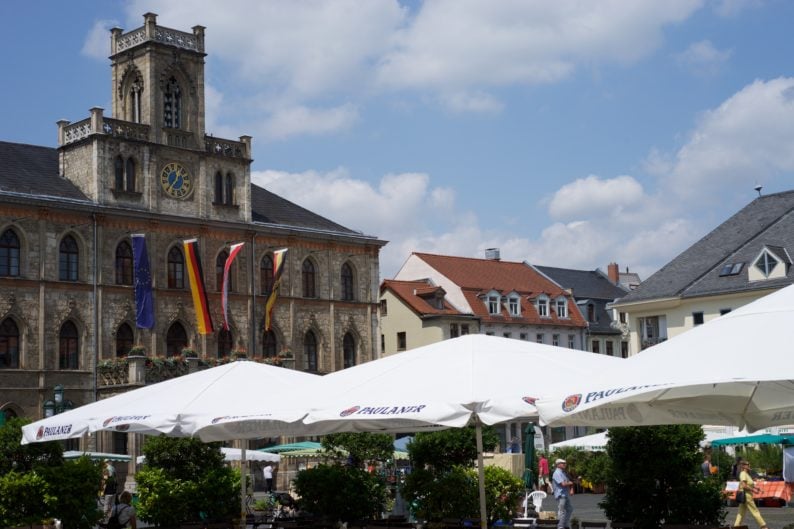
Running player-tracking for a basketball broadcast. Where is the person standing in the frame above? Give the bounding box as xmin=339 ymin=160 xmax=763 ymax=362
xmin=552 ymin=458 xmax=573 ymax=529
xmin=701 ymin=453 xmax=713 ymax=478
xmin=538 ymin=454 xmax=550 ymax=492
xmin=734 ymin=460 xmax=768 ymax=529
xmin=102 ymin=460 xmax=117 ymax=521
xmin=109 ymin=490 xmax=137 ymax=529
xmin=263 ymin=464 xmax=274 ymax=493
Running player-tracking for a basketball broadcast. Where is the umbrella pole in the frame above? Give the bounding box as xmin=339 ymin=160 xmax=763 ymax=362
xmin=240 ymin=442 xmax=247 ymax=529
xmin=475 ymin=417 xmax=487 ymax=529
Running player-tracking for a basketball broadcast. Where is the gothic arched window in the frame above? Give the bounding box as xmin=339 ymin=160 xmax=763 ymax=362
xmin=214 ymin=172 xmax=223 ymax=204
xmin=163 ymin=76 xmax=182 ymax=129
xmin=304 ymin=331 xmax=318 ymax=372
xmin=261 ymin=254 xmax=274 ymax=295
xmin=341 ymin=262 xmax=354 ymax=301
xmin=0 ymin=318 xmax=20 ymax=369
xmin=115 ymin=241 xmax=133 ymax=285
xmin=59 ymin=321 xmax=79 ymax=369
xmin=125 ymin=158 xmax=136 ymax=191
xmin=116 ymin=323 xmax=134 ymax=358
xmin=165 ymin=322 xmax=188 ymax=357
xmin=263 ymin=330 xmax=277 ymax=359
xmin=59 ymin=235 xmax=79 ymax=282
xmin=0 ymin=228 xmax=20 ymax=277
xmin=114 ymin=156 xmax=124 ymax=189
xmin=302 ymin=259 xmax=316 ymax=298
xmin=343 ymin=333 xmax=356 ymax=369
xmin=168 ymin=246 xmax=185 ymax=289
xmin=225 ymin=173 xmax=234 ymax=205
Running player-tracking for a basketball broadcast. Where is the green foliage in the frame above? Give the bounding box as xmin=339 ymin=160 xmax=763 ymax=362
xmin=408 ymin=425 xmax=499 ymax=472
xmin=549 ymin=446 xmax=590 ymax=481
xmin=293 ymin=464 xmax=387 ymax=522
xmin=579 ymin=451 xmax=611 ymax=487
xmin=482 ymin=465 xmax=525 ymax=523
xmin=321 ymin=432 xmax=396 ymax=467
xmin=38 ymin=456 xmax=104 ymax=529
xmin=600 ymin=426 xmax=725 ymax=529
xmin=734 ymin=444 xmax=784 ymax=475
xmin=0 ymin=470 xmax=56 ymax=528
xmin=0 ymin=417 xmax=63 ymax=474
xmin=135 ymin=436 xmax=239 ymax=526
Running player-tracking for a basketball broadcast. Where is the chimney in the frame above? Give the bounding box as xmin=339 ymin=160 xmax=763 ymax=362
xmin=484 ymin=248 xmax=500 ymax=261
xmin=607 ymin=262 xmax=619 ymax=284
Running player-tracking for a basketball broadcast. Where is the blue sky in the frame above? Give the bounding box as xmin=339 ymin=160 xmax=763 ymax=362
xmin=3 ymin=0 xmax=794 ymax=280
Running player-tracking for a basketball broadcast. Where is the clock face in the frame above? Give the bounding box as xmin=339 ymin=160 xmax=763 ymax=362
xmin=160 ymin=162 xmax=193 ymax=199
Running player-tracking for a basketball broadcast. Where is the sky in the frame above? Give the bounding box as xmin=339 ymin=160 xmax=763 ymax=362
xmin=2 ymin=0 xmax=794 ymax=280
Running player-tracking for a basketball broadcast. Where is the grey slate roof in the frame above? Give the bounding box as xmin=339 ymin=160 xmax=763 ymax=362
xmin=535 ymin=265 xmax=628 ymax=300
xmin=615 ymin=190 xmax=794 ymax=304
xmin=0 ymin=141 xmax=87 ymax=201
xmin=0 ymin=140 xmax=360 ymax=236
xmin=250 ymin=184 xmax=357 ymax=234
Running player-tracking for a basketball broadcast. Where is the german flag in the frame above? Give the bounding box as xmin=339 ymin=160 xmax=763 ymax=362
xmin=184 ymin=238 xmax=213 ymax=334
xmin=264 ymin=248 xmax=288 ymax=331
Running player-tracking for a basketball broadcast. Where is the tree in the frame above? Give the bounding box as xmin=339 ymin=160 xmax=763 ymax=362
xmin=407 ymin=425 xmax=499 ymax=472
xmin=321 ymin=432 xmax=395 ymax=467
xmin=600 ymin=425 xmax=725 ymax=529
xmin=0 ymin=417 xmax=63 ymax=474
xmin=293 ymin=464 xmax=388 ymax=522
xmin=135 ymin=436 xmax=239 ymax=527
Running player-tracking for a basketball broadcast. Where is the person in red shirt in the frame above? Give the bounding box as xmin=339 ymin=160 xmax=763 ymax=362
xmin=538 ymin=454 xmax=550 ymax=492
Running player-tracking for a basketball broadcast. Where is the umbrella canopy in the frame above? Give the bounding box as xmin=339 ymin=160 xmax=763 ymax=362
xmin=550 ymin=431 xmax=609 ymax=452
xmin=303 ymin=334 xmax=623 ymax=529
xmin=711 ymin=434 xmax=794 ymax=447
xmin=63 ymin=450 xmax=132 ymax=462
xmin=536 ymin=284 xmax=794 ymax=431
xmin=136 ymin=447 xmax=281 ymax=464
xmin=259 ymin=441 xmax=323 ymax=453
xmin=21 ymin=360 xmax=321 ymax=444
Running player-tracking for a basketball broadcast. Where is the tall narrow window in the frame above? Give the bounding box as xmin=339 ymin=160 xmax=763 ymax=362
xmin=165 ymin=322 xmax=187 ymax=357
xmin=450 ymin=323 xmax=459 ymax=338
xmin=587 ymin=303 xmax=595 ymax=322
xmin=556 ymin=298 xmax=568 ymax=318
xmin=304 ymin=331 xmax=318 ymax=372
xmin=302 ymin=259 xmax=316 ymax=298
xmin=216 ymin=250 xmax=229 ymax=292
xmin=59 ymin=321 xmax=79 ymax=369
xmin=263 ymin=330 xmax=277 ymax=359
xmin=59 ymin=235 xmax=79 ymax=282
xmin=130 ymin=76 xmax=143 ymax=123
xmin=508 ymin=297 xmax=519 ymax=316
xmin=487 ymin=294 xmax=500 ymax=315
xmin=536 ymin=296 xmax=548 ymax=317
xmin=218 ymin=329 xmax=233 ymax=358
xmin=225 ymin=173 xmax=234 ymax=205
xmin=397 ymin=332 xmax=406 ymax=351
xmin=341 ymin=262 xmax=354 ymax=301
xmin=114 ymin=156 xmax=124 ymax=189
xmin=125 ymin=158 xmax=136 ymax=191
xmin=163 ymin=76 xmax=181 ymax=128
xmin=115 ymin=241 xmax=133 ymax=285
xmin=116 ymin=323 xmax=134 ymax=358
xmin=0 ymin=318 xmax=20 ymax=369
xmin=168 ymin=246 xmax=185 ymax=289
xmin=261 ymin=254 xmax=274 ymax=295
xmin=343 ymin=333 xmax=356 ymax=368
xmin=214 ymin=172 xmax=223 ymax=204
xmin=0 ymin=229 xmax=20 ymax=277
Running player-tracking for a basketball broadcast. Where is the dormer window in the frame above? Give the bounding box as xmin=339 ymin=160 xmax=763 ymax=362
xmin=508 ymin=296 xmax=520 ymax=316
xmin=555 ymin=297 xmax=568 ymax=318
xmin=755 ymin=252 xmax=778 ymax=276
xmin=487 ymin=293 xmax=500 ymax=315
xmin=536 ymin=295 xmax=549 ymax=317
xmin=719 ymin=262 xmax=744 ymax=276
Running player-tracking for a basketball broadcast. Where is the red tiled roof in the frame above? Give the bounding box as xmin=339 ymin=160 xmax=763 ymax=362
xmin=413 ymin=252 xmax=587 ymax=327
xmin=381 ymin=279 xmax=464 ymax=317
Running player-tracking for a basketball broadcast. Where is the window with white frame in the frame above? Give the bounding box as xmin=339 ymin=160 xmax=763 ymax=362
xmin=568 ymin=334 xmax=575 ymax=349
xmin=508 ymin=296 xmax=520 ymax=316
xmin=755 ymin=251 xmax=779 ymax=277
xmin=552 ymin=334 xmax=559 ymax=346
xmin=536 ymin=333 xmax=544 ymax=344
xmin=555 ymin=297 xmax=568 ymax=318
xmin=536 ymin=296 xmax=549 ymax=317
xmin=487 ymin=294 xmax=500 ymax=315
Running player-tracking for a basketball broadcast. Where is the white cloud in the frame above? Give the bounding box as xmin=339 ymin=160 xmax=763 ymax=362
xmin=261 ymin=104 xmax=359 ymax=140
xmin=712 ymin=0 xmax=764 ymax=17
xmin=663 ymin=77 xmax=794 ymax=201
xmin=675 ymin=40 xmax=732 ymax=75
xmin=547 ymin=175 xmax=647 ymax=221
xmin=81 ymin=19 xmax=118 ymax=59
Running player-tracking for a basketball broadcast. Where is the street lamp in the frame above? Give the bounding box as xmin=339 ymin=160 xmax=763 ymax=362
xmin=43 ymin=384 xmax=74 ymax=418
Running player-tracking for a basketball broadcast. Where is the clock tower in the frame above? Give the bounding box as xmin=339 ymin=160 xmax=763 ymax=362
xmin=58 ymin=12 xmax=252 ymax=222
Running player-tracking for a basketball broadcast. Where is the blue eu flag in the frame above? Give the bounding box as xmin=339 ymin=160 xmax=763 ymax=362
xmin=132 ymin=234 xmax=155 ymax=329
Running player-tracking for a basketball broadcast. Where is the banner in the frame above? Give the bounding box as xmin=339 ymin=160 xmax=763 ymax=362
xmin=264 ymin=248 xmax=288 ymax=331
xmin=222 ymin=242 xmax=245 ymax=330
xmin=183 ymin=239 xmax=214 ymax=334
xmin=131 ymin=234 xmax=154 ymax=329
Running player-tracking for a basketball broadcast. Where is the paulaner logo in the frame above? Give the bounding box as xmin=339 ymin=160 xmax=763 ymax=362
xmin=102 ymin=415 xmax=152 ymax=427
xmin=339 ymin=405 xmax=427 ymax=417
xmin=562 ymin=394 xmax=582 ymax=412
xmin=522 ymin=397 xmax=537 ymax=405
xmin=35 ymin=423 xmax=73 ymax=441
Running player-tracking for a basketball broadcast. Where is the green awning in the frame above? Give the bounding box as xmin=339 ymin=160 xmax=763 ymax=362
xmin=711 ymin=434 xmax=794 ymax=447
xmin=258 ymin=441 xmax=323 ymax=453
xmin=63 ymin=451 xmax=132 ymax=462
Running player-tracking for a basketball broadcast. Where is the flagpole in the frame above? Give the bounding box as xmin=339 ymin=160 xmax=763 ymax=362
xmin=250 ymin=234 xmax=256 ymax=358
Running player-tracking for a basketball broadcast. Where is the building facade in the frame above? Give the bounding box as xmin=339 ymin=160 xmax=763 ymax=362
xmin=0 ymin=13 xmax=385 ymax=443
xmin=611 ymin=190 xmax=794 ymax=355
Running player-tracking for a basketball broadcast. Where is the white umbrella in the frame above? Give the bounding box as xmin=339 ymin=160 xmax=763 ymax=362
xmin=536 ymin=284 xmax=794 ymax=431
xmin=136 ymin=447 xmax=280 ymax=463
xmin=303 ymin=334 xmax=624 ymax=529
xmin=549 ymin=431 xmax=609 ymax=452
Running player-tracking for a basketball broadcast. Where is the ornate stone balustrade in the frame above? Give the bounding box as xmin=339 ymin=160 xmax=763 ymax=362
xmin=205 ymin=136 xmax=247 ymax=159
xmin=59 ymin=109 xmax=150 ymax=146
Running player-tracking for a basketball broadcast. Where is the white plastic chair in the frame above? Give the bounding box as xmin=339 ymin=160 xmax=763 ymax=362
xmin=527 ymin=490 xmax=547 ymax=524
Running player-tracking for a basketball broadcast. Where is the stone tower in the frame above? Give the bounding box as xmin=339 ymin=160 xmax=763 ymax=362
xmin=58 ymin=12 xmax=252 ymax=223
